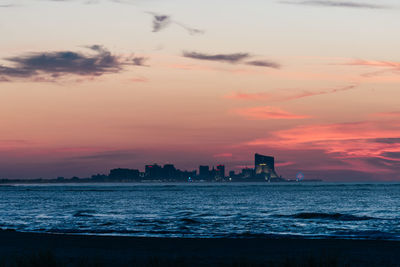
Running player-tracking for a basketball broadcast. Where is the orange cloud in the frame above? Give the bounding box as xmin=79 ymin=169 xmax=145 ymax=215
xmin=225 ymin=85 xmax=356 ymax=102
xmin=235 ymin=106 xmax=310 ymax=120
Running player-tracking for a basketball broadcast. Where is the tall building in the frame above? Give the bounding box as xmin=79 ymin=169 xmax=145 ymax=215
xmin=254 ymin=153 xmax=278 ymax=180
xmin=145 ymin=164 xmax=163 ymax=179
xmin=199 ymin=165 xmax=210 ymax=179
xmin=216 ymin=164 xmax=225 ymax=179
xmin=163 ymin=164 xmax=176 ymax=179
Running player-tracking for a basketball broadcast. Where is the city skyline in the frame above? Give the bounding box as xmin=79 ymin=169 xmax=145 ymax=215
xmin=2 ymin=153 xmax=301 ymax=182
xmin=0 ymin=0 xmax=399 ymax=181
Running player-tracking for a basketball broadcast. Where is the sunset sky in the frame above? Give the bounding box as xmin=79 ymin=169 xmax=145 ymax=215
xmin=1 ymin=0 xmax=399 ymax=180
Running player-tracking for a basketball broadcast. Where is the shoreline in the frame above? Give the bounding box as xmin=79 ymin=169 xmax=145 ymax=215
xmin=1 ymin=230 xmax=399 ymax=266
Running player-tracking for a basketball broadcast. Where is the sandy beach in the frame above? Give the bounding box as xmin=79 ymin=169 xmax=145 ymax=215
xmin=0 ymin=230 xmax=399 ymax=266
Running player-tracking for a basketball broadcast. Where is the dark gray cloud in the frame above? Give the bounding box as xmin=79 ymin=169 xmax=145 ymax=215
xmin=0 ymin=45 xmax=145 ymax=82
xmin=381 ymin=152 xmax=400 ymax=159
xmin=132 ymin=56 xmax=148 ymax=66
xmin=151 ymin=14 xmax=172 ymax=32
xmin=70 ymin=150 xmax=138 ymax=160
xmin=280 ymin=1 xmax=389 ymax=9
xmin=183 ymin=51 xmax=280 ymax=69
xmin=372 ymin=138 xmax=400 ymax=144
xmin=246 ymin=60 xmax=280 ymax=69
xmin=364 ymin=157 xmax=400 ymax=169
xmin=147 ymin=12 xmax=204 ymax=35
xmin=183 ymin=51 xmax=250 ymax=64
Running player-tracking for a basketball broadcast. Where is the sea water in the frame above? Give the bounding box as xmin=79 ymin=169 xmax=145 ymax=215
xmin=0 ymin=183 xmax=399 ymax=240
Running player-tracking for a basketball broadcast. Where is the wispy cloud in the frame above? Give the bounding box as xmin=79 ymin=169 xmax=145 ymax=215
xmin=225 ymin=85 xmax=356 ymax=102
xmin=345 ymin=59 xmax=400 ymax=77
xmin=246 ymin=60 xmax=280 ymax=69
xmin=0 ymin=45 xmax=146 ymax=82
xmin=281 ymin=1 xmax=389 ymax=9
xmin=183 ymin=51 xmax=280 ymax=69
xmin=183 ymin=51 xmax=250 ymax=64
xmin=147 ymin=12 xmax=204 ymax=35
xmin=0 ymin=4 xmax=15 ymax=7
xmin=235 ymin=106 xmax=310 ymax=120
xmin=69 ymin=150 xmax=138 ymax=160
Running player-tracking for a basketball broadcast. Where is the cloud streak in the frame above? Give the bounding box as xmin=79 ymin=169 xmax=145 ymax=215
xmin=246 ymin=60 xmax=280 ymax=69
xmin=0 ymin=45 xmax=146 ymax=82
xmin=226 ymin=85 xmax=356 ymax=102
xmin=235 ymin=106 xmax=310 ymax=120
xmin=0 ymin=4 xmax=15 ymax=7
xmin=345 ymin=59 xmax=400 ymax=77
xmin=281 ymin=1 xmax=389 ymax=9
xmin=183 ymin=51 xmax=250 ymax=64
xmin=183 ymin=51 xmax=280 ymax=69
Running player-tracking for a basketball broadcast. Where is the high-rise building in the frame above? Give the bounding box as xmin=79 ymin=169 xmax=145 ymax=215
xmin=199 ymin=165 xmax=210 ymax=179
xmin=145 ymin=164 xmax=163 ymax=179
xmin=216 ymin=164 xmax=225 ymax=179
xmin=163 ymin=164 xmax=176 ymax=179
xmin=254 ymin=153 xmax=278 ymax=180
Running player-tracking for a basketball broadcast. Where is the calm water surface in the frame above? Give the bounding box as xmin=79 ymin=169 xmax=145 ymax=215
xmin=0 ymin=183 xmax=399 ymax=240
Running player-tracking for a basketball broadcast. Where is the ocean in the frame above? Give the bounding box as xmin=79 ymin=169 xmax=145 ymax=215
xmin=1 ymin=183 xmax=399 ymax=240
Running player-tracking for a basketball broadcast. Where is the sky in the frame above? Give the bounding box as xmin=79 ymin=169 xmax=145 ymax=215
xmin=0 ymin=0 xmax=399 ymax=181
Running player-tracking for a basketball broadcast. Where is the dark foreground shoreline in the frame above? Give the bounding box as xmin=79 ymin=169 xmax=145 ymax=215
xmin=1 ymin=231 xmax=400 ymax=266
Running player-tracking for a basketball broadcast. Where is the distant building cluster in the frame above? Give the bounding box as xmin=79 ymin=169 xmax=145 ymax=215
xmin=90 ymin=153 xmax=285 ymax=182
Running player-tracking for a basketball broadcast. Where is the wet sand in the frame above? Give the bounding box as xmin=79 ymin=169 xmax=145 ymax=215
xmin=0 ymin=230 xmax=399 ymax=266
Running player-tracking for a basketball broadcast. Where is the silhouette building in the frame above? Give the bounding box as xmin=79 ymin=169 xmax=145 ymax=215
xmin=145 ymin=164 xmax=163 ymax=179
xmin=199 ymin=165 xmax=210 ymax=179
xmin=216 ymin=165 xmax=225 ymax=179
xmin=163 ymin=164 xmax=176 ymax=179
xmin=254 ymin=153 xmax=278 ymax=181
xmin=109 ymin=168 xmax=140 ymax=180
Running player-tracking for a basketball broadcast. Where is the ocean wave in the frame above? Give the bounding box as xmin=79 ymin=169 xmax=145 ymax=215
xmin=179 ymin=218 xmax=201 ymax=224
xmin=73 ymin=210 xmax=96 ymax=217
xmin=275 ymin=212 xmax=376 ymax=221
xmin=65 ymin=189 xmax=118 ymax=192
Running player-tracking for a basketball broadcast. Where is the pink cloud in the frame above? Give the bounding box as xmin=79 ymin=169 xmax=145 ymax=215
xmin=347 ymin=59 xmax=400 ymax=68
xmin=275 ymin=161 xmax=295 ymax=167
xmin=245 ymin=120 xmax=400 ymax=159
xmin=235 ymin=106 xmax=310 ymax=120
xmin=346 ymin=59 xmax=400 ymax=77
xmin=213 ymin=153 xmax=233 ymax=158
xmin=241 ymin=120 xmax=400 ymax=177
xmin=370 ymin=111 xmax=400 ymax=118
